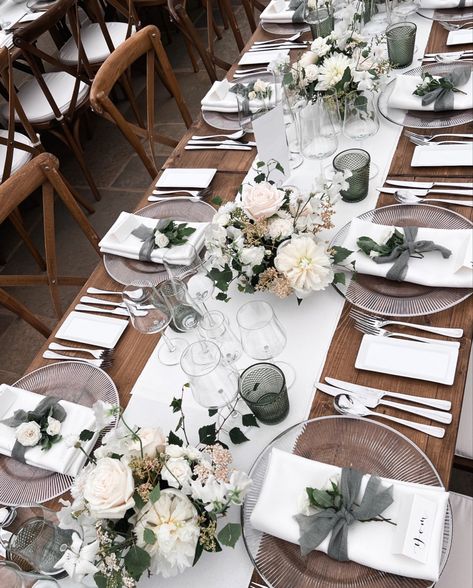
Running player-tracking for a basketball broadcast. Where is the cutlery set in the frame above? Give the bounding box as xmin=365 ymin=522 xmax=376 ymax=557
xmin=421 ymin=50 xmax=473 ymax=62
xmin=378 ymin=175 xmax=473 ymax=208
xmin=185 ymin=139 xmax=255 ymax=152
xmin=43 ymin=287 xmax=125 ymax=369
xmin=149 ymin=186 xmax=212 ymax=201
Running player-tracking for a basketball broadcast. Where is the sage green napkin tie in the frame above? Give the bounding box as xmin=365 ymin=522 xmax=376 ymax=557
xmin=131 ymin=219 xmax=170 ymax=261
xmin=289 ymin=0 xmax=305 ymax=23
xmin=421 ymin=67 xmax=471 ymax=111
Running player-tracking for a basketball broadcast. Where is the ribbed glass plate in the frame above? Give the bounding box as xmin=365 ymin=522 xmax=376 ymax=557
xmin=261 ymin=21 xmax=310 ymax=35
xmin=417 ymin=6 xmax=473 ymax=21
xmin=329 ymin=203 xmax=472 ymax=316
xmin=378 ymin=62 xmax=473 ymax=128
xmin=242 ymin=416 xmax=452 ymax=588
xmin=0 ymin=362 xmax=119 ymax=506
xmin=103 ymin=199 xmax=215 ymax=286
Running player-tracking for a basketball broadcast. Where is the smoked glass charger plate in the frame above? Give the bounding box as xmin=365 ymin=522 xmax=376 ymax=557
xmin=0 ymin=362 xmax=119 ymax=506
xmin=261 ymin=21 xmax=310 ymax=35
xmin=378 ymin=61 xmax=473 ymax=129
xmin=103 ymin=199 xmax=215 ymax=286
xmin=329 ymin=203 xmax=472 ymax=317
xmin=417 ymin=6 xmax=473 ymax=21
xmin=242 ymin=416 xmax=452 ymax=588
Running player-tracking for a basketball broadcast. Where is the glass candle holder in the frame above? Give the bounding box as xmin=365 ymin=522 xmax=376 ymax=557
xmin=303 ymin=0 xmax=334 ymax=38
xmin=239 ymin=363 xmax=289 ymax=425
xmin=386 ymin=22 xmax=417 ymax=68
xmin=333 ymin=148 xmax=371 ymax=202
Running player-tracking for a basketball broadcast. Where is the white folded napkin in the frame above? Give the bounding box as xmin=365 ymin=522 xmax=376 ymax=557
xmin=99 ymin=211 xmax=208 ymax=265
xmin=0 ymin=384 xmax=98 ymax=477
xmin=0 ymin=31 xmax=14 ymax=49
xmin=261 ymin=0 xmax=296 ymax=22
xmin=201 ymin=80 xmax=278 ymax=113
xmin=250 ymin=448 xmax=449 ymax=582
xmin=341 ymin=218 xmax=473 ymax=288
xmin=419 ymin=0 xmax=472 ymax=8
xmin=388 ymin=74 xmax=473 ymax=111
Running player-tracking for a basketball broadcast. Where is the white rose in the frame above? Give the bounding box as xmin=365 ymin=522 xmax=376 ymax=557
xmin=240 ymin=246 xmax=265 ymax=267
xmin=267 ymin=217 xmax=294 ymax=240
xmin=248 ymin=90 xmax=257 ymax=100
xmin=154 ymin=231 xmax=170 ymax=248
xmin=299 ymin=51 xmax=318 ymax=67
xmin=16 ymin=421 xmax=41 ymax=447
xmin=213 ymin=211 xmax=231 ymax=227
xmin=205 ymin=223 xmax=227 ymax=247
xmin=253 ymin=79 xmax=268 ymax=93
xmin=241 ymin=181 xmax=285 ymax=221
xmin=83 ymin=457 xmax=135 ymax=519
xmin=46 ymin=416 xmax=62 ymax=437
xmin=129 ymin=427 xmax=166 ymax=457
xmin=165 ymin=444 xmax=186 ymax=458
xmin=161 ymin=457 xmax=193 ymax=489
xmin=304 ymin=64 xmax=319 ymax=84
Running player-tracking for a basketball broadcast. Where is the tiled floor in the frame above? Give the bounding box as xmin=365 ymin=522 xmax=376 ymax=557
xmin=0 ymin=9 xmax=472 ymax=496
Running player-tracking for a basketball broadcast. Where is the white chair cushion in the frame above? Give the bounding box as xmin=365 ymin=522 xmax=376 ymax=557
xmin=436 ymin=492 xmax=473 ymax=587
xmin=0 ymin=129 xmax=33 ymax=176
xmin=0 ymin=72 xmax=89 ymax=125
xmin=59 ymin=22 xmax=131 ymax=65
xmin=456 ymin=349 xmax=473 ymax=459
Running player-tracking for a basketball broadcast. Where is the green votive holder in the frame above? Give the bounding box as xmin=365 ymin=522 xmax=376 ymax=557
xmin=239 ymin=363 xmax=289 ymax=425
xmin=386 ymin=22 xmax=417 ymax=69
xmin=307 ymin=7 xmax=333 ymax=39
xmin=333 ymin=149 xmax=371 ymax=203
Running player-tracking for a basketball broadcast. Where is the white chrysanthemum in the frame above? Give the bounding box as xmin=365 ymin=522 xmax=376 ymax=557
xmin=316 ymin=54 xmax=352 ymax=90
xmin=274 ymin=236 xmax=334 ymax=297
xmin=240 ymin=246 xmax=265 ymax=267
xmin=135 ymin=489 xmax=200 ymax=578
xmin=267 ymin=217 xmax=294 ymax=240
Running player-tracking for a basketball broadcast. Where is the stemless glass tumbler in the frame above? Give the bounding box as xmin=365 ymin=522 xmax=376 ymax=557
xmin=386 ymin=22 xmax=417 ymax=68
xmin=333 ymin=148 xmax=371 ymax=202
xmin=198 ymin=310 xmax=242 ymax=364
xmin=343 ymin=91 xmax=379 ymax=178
xmin=303 ymin=0 xmax=334 ymax=38
xmin=239 ymin=363 xmax=289 ymax=425
xmin=237 ymin=300 xmax=286 ymax=360
xmin=300 ymin=97 xmax=338 ymax=180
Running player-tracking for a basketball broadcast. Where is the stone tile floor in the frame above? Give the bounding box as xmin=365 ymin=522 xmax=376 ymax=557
xmin=0 ymin=9 xmax=472 ymax=495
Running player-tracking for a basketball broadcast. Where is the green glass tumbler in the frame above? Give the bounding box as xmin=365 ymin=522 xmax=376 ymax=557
xmin=386 ymin=22 xmax=417 ymax=69
xmin=239 ymin=363 xmax=289 ymax=425
xmin=333 ymin=148 xmax=371 ymax=202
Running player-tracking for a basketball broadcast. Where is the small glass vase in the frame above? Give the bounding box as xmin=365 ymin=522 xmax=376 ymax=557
xmin=0 ymin=561 xmax=60 ymax=588
xmin=303 ymin=0 xmax=334 ymax=38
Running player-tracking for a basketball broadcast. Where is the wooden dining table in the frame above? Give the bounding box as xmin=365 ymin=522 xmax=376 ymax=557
xmin=13 ymin=0 xmax=472 ymax=550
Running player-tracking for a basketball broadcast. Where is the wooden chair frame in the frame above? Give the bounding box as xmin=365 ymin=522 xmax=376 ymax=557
xmin=90 ymin=25 xmax=192 ymax=178
xmin=0 ymin=152 xmax=101 ymax=333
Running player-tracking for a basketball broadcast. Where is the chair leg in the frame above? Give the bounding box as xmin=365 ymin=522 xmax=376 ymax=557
xmin=242 ymin=0 xmax=257 ymax=32
xmin=9 ymin=209 xmax=47 ymax=271
xmin=42 ymin=184 xmax=62 ymax=318
xmin=184 ymin=37 xmax=200 ymax=73
xmin=0 ymin=287 xmax=51 ymax=337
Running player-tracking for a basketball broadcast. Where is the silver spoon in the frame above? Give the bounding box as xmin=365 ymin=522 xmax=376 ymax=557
xmin=439 ymin=20 xmax=473 ymax=31
xmin=334 ymin=394 xmax=445 ymax=437
xmin=394 ymin=190 xmax=473 ymax=208
xmin=190 ymin=130 xmax=245 ymax=141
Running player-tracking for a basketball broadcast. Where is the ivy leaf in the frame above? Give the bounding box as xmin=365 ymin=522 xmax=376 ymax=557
xmin=143 ymin=528 xmax=156 ymax=545
xmin=229 ymin=427 xmax=249 ymax=444
xmin=254 ymin=172 xmax=266 ymax=183
xmin=332 ymin=245 xmax=353 ymax=265
xmin=93 ymin=572 xmax=108 ymax=588
xmin=275 ymin=161 xmax=285 ymax=175
xmin=199 ymin=423 xmax=217 ymax=445
xmin=241 ymin=413 xmax=259 ymax=428
xmin=256 ymin=160 xmax=265 ymax=168
xmin=217 ymin=523 xmax=242 ymax=548
xmin=124 ymin=546 xmax=150 ymax=581
xmin=212 ymin=196 xmax=223 ymax=206
xmin=133 ymin=490 xmax=145 ymax=510
xmin=79 ymin=429 xmax=94 ymax=442
xmin=216 ymin=292 xmax=230 ymax=302
xmin=149 ymin=484 xmax=161 ymax=504
xmin=168 ymin=430 xmax=183 ymax=446
xmin=175 ymin=416 xmax=184 ymax=432
xmin=170 ymin=397 xmax=182 ymax=413
xmin=332 ymin=272 xmax=346 ymax=286
xmin=208 ymin=408 xmax=218 ymax=417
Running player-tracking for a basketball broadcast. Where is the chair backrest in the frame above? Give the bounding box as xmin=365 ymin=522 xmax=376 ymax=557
xmin=90 ymin=25 xmax=192 ymax=178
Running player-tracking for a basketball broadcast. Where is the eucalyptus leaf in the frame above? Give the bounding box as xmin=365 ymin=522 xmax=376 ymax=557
xmin=217 ymin=523 xmax=242 ymax=548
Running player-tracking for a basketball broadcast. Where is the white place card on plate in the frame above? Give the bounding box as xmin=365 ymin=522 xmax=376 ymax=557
xmin=238 ymin=49 xmax=289 ymax=65
xmin=156 ymin=168 xmax=217 ymax=189
xmin=447 ymin=29 xmax=473 ymax=46
xmin=411 ymin=144 xmax=473 ymax=167
xmin=394 ymin=494 xmax=439 ymax=564
xmin=252 ymin=103 xmax=290 ymax=182
xmin=56 ymin=311 xmax=128 ymax=348
xmin=355 ymin=334 xmax=459 ymax=385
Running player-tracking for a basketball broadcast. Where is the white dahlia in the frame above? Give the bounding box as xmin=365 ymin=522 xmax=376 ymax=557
xmin=317 ymin=54 xmax=352 ymax=90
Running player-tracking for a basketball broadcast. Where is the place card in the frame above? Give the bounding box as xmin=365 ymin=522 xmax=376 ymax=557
xmin=252 ymin=103 xmax=290 ymax=183
xmin=393 ymin=494 xmax=439 ymax=563
xmin=411 ymin=144 xmax=473 ymax=167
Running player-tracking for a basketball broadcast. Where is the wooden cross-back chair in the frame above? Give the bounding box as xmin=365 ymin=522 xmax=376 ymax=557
xmin=0 ymin=152 xmax=101 ymax=336
xmin=9 ymin=0 xmax=101 ymax=201
xmin=90 ymin=25 xmax=192 ymax=178
xmin=167 ymin=0 xmax=255 ymax=82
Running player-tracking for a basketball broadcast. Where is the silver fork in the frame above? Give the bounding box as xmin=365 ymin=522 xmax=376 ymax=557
xmin=439 ymin=20 xmax=473 ymax=31
xmin=353 ymin=323 xmax=461 ymax=347
xmin=349 ymin=309 xmax=463 ymax=337
xmin=404 ymin=130 xmax=473 ymax=143
xmin=150 ymin=187 xmax=211 ymax=198
xmin=42 ymin=350 xmax=114 ymax=369
xmin=48 ymin=342 xmax=114 ymax=360
xmin=250 ymin=583 xmax=268 ymax=588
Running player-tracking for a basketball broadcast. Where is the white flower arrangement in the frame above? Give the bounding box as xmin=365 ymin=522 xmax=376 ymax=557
xmin=56 ymin=403 xmax=251 ymax=588
xmin=205 ymin=161 xmax=351 ymax=301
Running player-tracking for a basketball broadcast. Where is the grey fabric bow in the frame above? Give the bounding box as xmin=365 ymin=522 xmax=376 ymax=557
xmin=131 ymin=219 xmax=170 ymax=261
xmin=372 ymin=226 xmax=451 ymax=282
xmin=1 ymin=396 xmax=66 ymax=463
xmin=289 ymin=0 xmax=305 ymax=23
xmin=295 ymin=468 xmax=394 ymax=562
xmin=421 ymin=67 xmax=471 ymax=111
xmin=230 ymin=84 xmax=251 ymax=117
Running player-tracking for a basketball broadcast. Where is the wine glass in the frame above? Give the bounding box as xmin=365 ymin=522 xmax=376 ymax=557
xmin=299 ymin=96 xmax=338 ymax=180
xmin=156 ymin=278 xmax=202 ymax=333
xmin=236 ymin=300 xmax=295 ymax=386
xmin=0 ymin=561 xmax=60 ymax=588
xmin=198 ymin=310 xmax=242 ymax=365
xmin=342 ymin=90 xmax=380 ymax=178
xmin=390 ymin=0 xmax=420 ymax=21
xmin=122 ymin=283 xmax=187 ymax=365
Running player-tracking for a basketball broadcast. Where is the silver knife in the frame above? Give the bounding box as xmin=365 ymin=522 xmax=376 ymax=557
xmin=378 ymin=186 xmax=473 ymax=197
xmin=184 ymin=145 xmax=252 ymax=151
xmin=316 ymin=383 xmax=452 ymax=424
xmin=249 ymin=44 xmax=308 ymax=52
xmin=75 ymin=304 xmax=130 ymax=317
xmin=325 ymin=377 xmax=451 ymax=411
xmin=386 ymin=179 xmax=473 ymax=190
xmin=81 ymin=295 xmax=126 ymax=308
xmin=187 ymin=139 xmax=256 ymax=146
